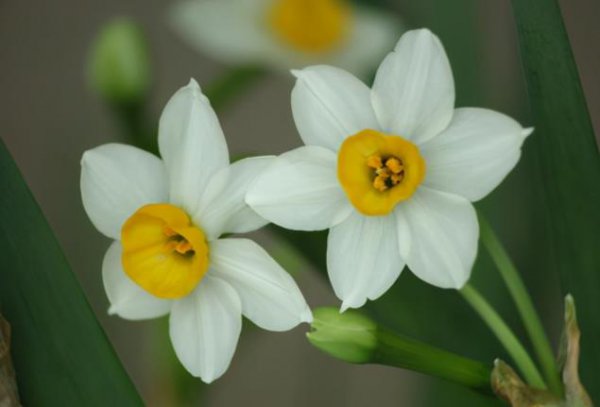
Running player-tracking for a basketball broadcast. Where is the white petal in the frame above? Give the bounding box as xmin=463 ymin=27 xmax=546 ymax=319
xmin=169 ymin=0 xmax=273 ymax=65
xmin=169 ymin=275 xmax=242 ymax=383
xmin=246 ymin=146 xmax=352 ymax=231
xmin=291 ymin=65 xmax=380 ymax=151
xmin=421 ymin=108 xmax=531 ymax=201
xmin=211 ymin=238 xmax=312 ymax=331
xmin=334 ymin=7 xmax=404 ymax=78
xmin=194 ymin=156 xmax=274 ymax=240
xmin=102 ymin=241 xmax=172 ymax=320
xmin=81 ymin=143 xmax=168 ymax=239
xmin=371 ymin=29 xmax=455 ymax=144
xmin=158 ymin=79 xmax=229 ymax=214
xmin=327 ymin=211 xmax=404 ymax=311
xmin=397 ymin=187 xmax=478 ymax=289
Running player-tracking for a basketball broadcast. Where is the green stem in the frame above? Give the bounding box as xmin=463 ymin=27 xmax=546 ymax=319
xmin=308 ymin=307 xmax=492 ymax=394
xmin=374 ymin=328 xmax=493 ymax=393
xmin=479 ymin=214 xmax=562 ymax=394
xmin=112 ymin=101 xmax=157 ymax=155
xmin=460 ymin=283 xmax=546 ymax=389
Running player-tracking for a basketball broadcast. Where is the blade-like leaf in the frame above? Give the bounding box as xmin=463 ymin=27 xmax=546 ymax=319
xmin=0 ymin=139 xmax=142 ymax=406
xmin=510 ymin=0 xmax=600 ymax=398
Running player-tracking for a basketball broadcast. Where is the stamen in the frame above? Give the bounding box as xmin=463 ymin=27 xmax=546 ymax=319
xmin=337 ymin=129 xmax=426 ymax=216
xmin=163 ymin=226 xmax=178 ymax=238
xmin=175 ymin=240 xmax=194 ymax=255
xmin=367 ymin=154 xmax=406 ymax=192
xmin=385 ymin=157 xmax=403 ymax=174
xmin=367 ymin=155 xmax=383 ymax=169
xmin=373 ymin=176 xmax=388 ymax=192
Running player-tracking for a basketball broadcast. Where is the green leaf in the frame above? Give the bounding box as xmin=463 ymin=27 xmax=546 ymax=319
xmin=0 ymin=139 xmax=142 ymax=406
xmin=510 ymin=0 xmax=600 ymax=398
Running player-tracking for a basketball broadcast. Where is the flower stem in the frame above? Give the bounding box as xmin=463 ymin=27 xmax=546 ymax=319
xmin=460 ymin=283 xmax=546 ymax=389
xmin=374 ymin=328 xmax=493 ymax=393
xmin=308 ymin=307 xmax=493 ymax=394
xmin=479 ymin=215 xmax=562 ymax=395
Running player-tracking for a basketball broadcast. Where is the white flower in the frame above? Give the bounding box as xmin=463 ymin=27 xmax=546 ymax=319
xmin=246 ymin=29 xmax=532 ymax=311
xmin=168 ymin=0 xmax=402 ymax=76
xmin=81 ymin=79 xmax=312 ymax=383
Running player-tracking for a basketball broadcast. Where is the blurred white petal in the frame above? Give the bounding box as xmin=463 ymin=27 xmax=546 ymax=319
xmin=334 ymin=7 xmax=403 ymax=78
xmin=169 ymin=0 xmax=272 ymax=65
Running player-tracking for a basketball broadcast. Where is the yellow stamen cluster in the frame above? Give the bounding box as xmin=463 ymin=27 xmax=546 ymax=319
xmin=367 ymin=155 xmax=405 ymax=192
xmin=337 ymin=129 xmax=426 ymax=216
xmin=268 ymin=0 xmax=352 ymax=54
xmin=164 ymin=226 xmax=195 ymax=255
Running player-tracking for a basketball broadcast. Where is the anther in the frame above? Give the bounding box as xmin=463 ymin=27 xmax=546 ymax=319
xmin=367 ymin=155 xmax=383 ymax=169
xmin=163 ymin=226 xmax=178 ymax=238
xmin=175 ymin=240 xmax=194 ymax=255
xmin=385 ymin=157 xmax=403 ymax=174
xmin=373 ymin=176 xmax=388 ymax=192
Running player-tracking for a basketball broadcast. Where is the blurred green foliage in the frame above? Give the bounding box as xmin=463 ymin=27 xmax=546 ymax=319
xmin=88 ymin=18 xmax=151 ymax=105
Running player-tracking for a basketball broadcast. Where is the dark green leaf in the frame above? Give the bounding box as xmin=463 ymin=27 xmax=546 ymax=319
xmin=510 ymin=0 xmax=600 ymax=398
xmin=0 ymin=139 xmax=142 ymax=406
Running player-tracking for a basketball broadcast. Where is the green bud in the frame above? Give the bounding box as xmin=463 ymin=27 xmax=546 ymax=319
xmin=306 ymin=307 xmax=377 ymax=363
xmin=88 ymin=18 xmax=151 ymax=104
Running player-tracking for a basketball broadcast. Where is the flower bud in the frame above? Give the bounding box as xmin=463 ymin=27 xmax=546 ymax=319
xmin=88 ymin=18 xmax=151 ymax=104
xmin=306 ymin=307 xmax=377 ymax=363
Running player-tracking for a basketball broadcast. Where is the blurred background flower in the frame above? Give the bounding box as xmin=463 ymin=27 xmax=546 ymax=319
xmin=169 ymin=0 xmax=402 ymax=77
xmin=1 ymin=0 xmax=599 ymax=405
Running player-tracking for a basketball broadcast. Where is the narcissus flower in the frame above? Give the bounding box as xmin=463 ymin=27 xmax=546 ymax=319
xmin=81 ymin=79 xmax=312 ymax=383
xmin=246 ymin=29 xmax=532 ymax=311
xmin=169 ymin=0 xmax=401 ymax=76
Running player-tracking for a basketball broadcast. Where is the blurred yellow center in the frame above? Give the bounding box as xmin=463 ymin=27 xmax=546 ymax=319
xmin=121 ymin=204 xmax=209 ymax=299
xmin=268 ymin=0 xmax=352 ymax=53
xmin=338 ymin=129 xmax=426 ymax=216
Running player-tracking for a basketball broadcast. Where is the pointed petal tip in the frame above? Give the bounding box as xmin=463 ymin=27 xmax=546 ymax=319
xmin=200 ymin=374 xmax=216 ymax=384
xmin=187 ymin=77 xmax=200 ymax=89
xmin=413 ymin=27 xmax=434 ymax=36
xmin=340 ymin=297 xmax=365 ymax=313
xmin=522 ymin=127 xmax=534 ymax=138
xmin=301 ymin=307 xmax=314 ymax=324
xmin=395 ymin=28 xmax=437 ymax=50
xmin=290 ymin=69 xmax=303 ymax=79
xmin=107 ymin=304 xmax=118 ymax=316
xmin=339 ymin=303 xmax=350 ymax=313
xmin=80 ymin=147 xmax=101 ymax=167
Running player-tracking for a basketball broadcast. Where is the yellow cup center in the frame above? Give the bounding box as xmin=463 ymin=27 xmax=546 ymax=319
xmin=121 ymin=203 xmax=209 ymax=299
xmin=267 ymin=0 xmax=352 ymax=54
xmin=337 ymin=129 xmax=426 ymax=216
